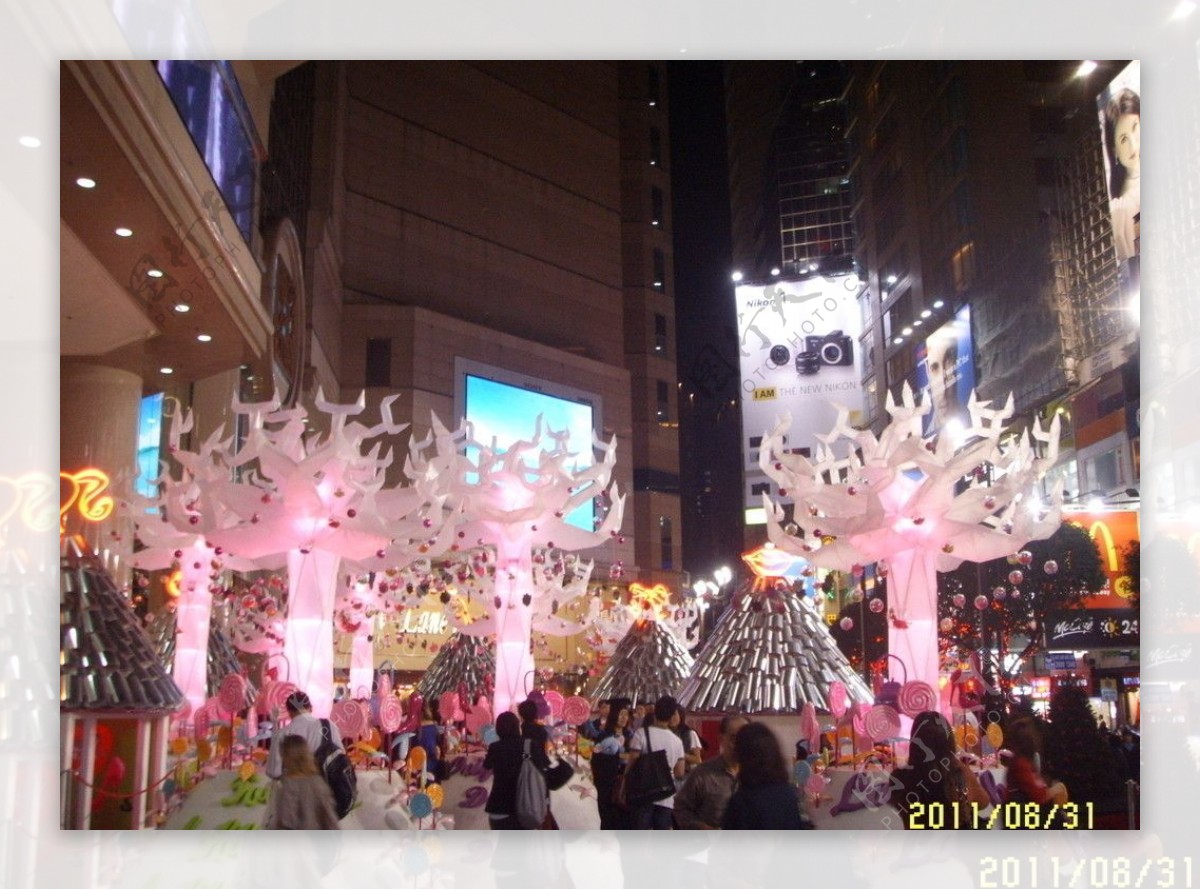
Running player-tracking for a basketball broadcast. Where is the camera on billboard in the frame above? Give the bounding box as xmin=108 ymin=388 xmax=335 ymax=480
xmin=805 ymin=330 xmax=853 ymax=368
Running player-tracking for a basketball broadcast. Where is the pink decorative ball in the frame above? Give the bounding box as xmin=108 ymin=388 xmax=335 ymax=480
xmin=973 ymin=595 xmax=989 ymax=610
xmin=952 ymin=593 xmax=966 ymax=608
xmin=868 ymin=598 xmax=884 ymax=613
xmin=1008 ymin=569 xmax=1024 ymax=585
xmin=1043 ymin=560 xmax=1059 ymax=575
xmin=839 ymin=617 xmax=854 ymax=631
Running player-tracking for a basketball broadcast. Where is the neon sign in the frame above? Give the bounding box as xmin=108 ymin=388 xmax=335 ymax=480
xmin=59 ymin=468 xmax=114 ymax=533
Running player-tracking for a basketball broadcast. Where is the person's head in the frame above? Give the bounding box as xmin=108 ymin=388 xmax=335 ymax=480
xmin=731 ymin=722 xmax=788 ymax=787
xmin=517 ymin=698 xmax=539 ymax=725
xmin=495 ymin=711 xmax=521 ymax=740
xmin=654 ymin=695 xmax=678 ymax=725
xmin=285 ymin=690 xmax=312 ymax=718
xmin=719 ymin=714 xmax=751 ymax=760
xmin=794 ymin=741 xmax=809 ymax=762
xmin=907 ymin=711 xmax=957 ymax=767
xmin=605 ymin=705 xmax=631 ymax=734
xmin=1104 ymin=88 xmax=1141 ymax=197
xmin=925 ymin=336 xmax=959 ymax=419
xmin=280 ymin=734 xmax=319 ymax=777
xmin=596 ymin=700 xmax=611 ymax=721
xmin=1006 ymin=716 xmax=1043 ymax=762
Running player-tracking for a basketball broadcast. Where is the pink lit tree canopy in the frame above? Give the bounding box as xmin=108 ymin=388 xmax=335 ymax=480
xmin=758 ymin=385 xmax=1062 ymax=696
xmin=406 ymin=415 xmax=625 ymax=714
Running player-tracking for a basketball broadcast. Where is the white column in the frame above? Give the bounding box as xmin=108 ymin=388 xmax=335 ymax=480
xmin=131 ymin=719 xmax=152 ymax=829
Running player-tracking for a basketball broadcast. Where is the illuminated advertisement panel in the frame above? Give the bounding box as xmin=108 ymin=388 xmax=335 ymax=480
xmin=915 ymin=304 xmax=975 ymax=438
xmin=736 ymin=274 xmax=865 ymax=512
xmin=1097 ymin=61 xmax=1141 ymax=290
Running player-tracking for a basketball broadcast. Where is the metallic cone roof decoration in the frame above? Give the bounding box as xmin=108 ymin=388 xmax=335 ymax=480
xmin=415 ymin=632 xmax=496 ymax=703
xmin=60 ymin=537 xmax=184 ymax=713
xmin=676 ymin=575 xmax=874 ymax=715
xmin=587 ymin=619 xmax=695 ymax=708
xmin=145 ymin=609 xmax=257 ymax=710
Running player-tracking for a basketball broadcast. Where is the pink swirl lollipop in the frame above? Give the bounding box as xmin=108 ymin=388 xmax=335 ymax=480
xmin=851 ymin=708 xmax=866 ymax=739
xmin=465 ymin=698 xmax=493 ymax=735
xmin=193 ymin=705 xmax=209 ymax=740
xmin=217 ymin=673 xmax=248 ymax=716
xmin=544 ymin=690 xmax=564 ymax=722
xmin=379 ymin=696 xmax=403 ymax=733
xmin=263 ymin=680 xmax=297 ymax=717
xmin=439 ymin=691 xmax=461 ymax=724
xmin=865 ymin=704 xmax=901 ymax=741
xmin=331 ymin=699 xmax=365 ymax=741
xmin=897 ymin=680 xmax=939 ymax=718
xmin=828 ymin=681 xmax=847 ymax=719
xmin=560 ymin=696 xmax=591 ymax=726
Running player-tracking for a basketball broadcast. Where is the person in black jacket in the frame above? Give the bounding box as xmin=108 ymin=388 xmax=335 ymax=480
xmin=721 ymin=722 xmax=814 ymax=830
xmin=484 ymin=711 xmax=550 ymax=829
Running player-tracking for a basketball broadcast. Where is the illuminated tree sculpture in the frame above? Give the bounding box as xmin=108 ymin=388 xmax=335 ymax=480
xmin=200 ymin=392 xmax=444 ymax=718
xmin=407 ymin=415 xmax=625 ymax=715
xmin=759 ymin=386 xmax=1063 ymax=697
xmin=126 ymin=407 xmax=271 ymax=723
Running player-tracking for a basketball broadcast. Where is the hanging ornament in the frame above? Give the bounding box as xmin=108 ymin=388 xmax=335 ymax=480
xmin=1008 ymin=569 xmax=1024 ymax=585
xmin=992 ymin=586 xmax=1007 ymax=601
xmin=952 ymin=593 xmax=966 ymax=608
xmin=868 ymin=597 xmax=884 ymax=613
xmin=1018 ymin=550 xmax=1033 ymax=567
xmin=1043 ymin=560 xmax=1059 ymax=575
xmin=973 ymin=595 xmax=989 ymax=610
xmin=839 ymin=617 xmax=854 ymax=631
xmin=521 ymin=593 xmax=532 ymax=607
xmin=939 ymin=617 xmax=953 ymax=633
xmin=1010 ymin=589 xmax=1021 ymax=600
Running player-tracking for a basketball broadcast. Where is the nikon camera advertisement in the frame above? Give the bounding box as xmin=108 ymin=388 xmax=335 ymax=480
xmin=736 ymin=275 xmax=866 ymax=514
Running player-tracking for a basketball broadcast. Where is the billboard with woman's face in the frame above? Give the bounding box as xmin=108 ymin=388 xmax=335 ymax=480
xmin=916 ymin=305 xmax=975 ymax=438
xmin=1097 ymin=61 xmax=1141 ymax=291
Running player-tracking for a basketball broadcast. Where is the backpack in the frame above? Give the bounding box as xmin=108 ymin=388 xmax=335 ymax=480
xmin=617 ymin=726 xmax=676 ymax=809
xmin=314 ymin=719 xmax=358 ymax=820
xmin=515 ymin=739 xmax=548 ymax=829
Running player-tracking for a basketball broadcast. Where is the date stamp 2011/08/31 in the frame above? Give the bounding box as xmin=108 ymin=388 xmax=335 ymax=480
xmin=907 ymin=800 xmax=1093 ymax=830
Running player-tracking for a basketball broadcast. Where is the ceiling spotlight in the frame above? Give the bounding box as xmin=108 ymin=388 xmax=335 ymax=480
xmin=160 ymin=367 xmax=174 ymax=375
xmin=147 ymin=269 xmax=164 ymax=278
xmin=173 ymin=303 xmax=190 ymax=313
xmin=913 ymin=320 xmax=922 ymax=327
xmin=770 ymin=267 xmax=781 ymax=276
xmin=1075 ymin=60 xmax=1098 ymax=78
xmin=196 ymin=333 xmax=212 ymax=342
xmin=886 ymin=274 xmax=898 ymax=284
xmin=933 ymin=299 xmax=945 ymax=309
xmin=893 ymin=336 xmax=903 ymax=345
xmin=731 ymin=271 xmax=744 ymax=283
xmin=902 ymin=326 xmax=913 ymax=336
xmin=115 ymin=227 xmax=133 ymax=237
xmin=921 ymin=309 xmax=932 ymax=318
xmin=18 ymin=136 xmax=40 ymax=148
xmin=75 ymin=177 xmax=97 ymax=189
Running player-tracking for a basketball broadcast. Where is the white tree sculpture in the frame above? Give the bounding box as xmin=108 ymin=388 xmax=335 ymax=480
xmin=758 ymin=386 xmax=1062 ymax=695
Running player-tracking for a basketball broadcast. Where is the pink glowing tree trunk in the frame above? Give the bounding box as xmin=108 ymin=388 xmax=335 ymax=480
xmin=173 ymin=547 xmax=217 ymax=719
xmin=283 ymin=549 xmax=342 ymax=719
xmin=491 ymin=536 xmax=536 ymax=716
xmin=883 ymin=548 xmax=940 ymax=695
xmin=349 ymin=631 xmax=374 ymax=699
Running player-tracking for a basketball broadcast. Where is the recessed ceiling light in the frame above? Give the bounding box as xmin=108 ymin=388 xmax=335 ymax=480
xmin=147 ymin=269 xmax=164 ymax=278
xmin=933 ymin=299 xmax=945 ymax=308
xmin=115 ymin=227 xmax=133 ymax=237
xmin=902 ymin=326 xmax=913 ymax=336
xmin=196 ymin=333 xmax=212 ymax=342
xmin=893 ymin=336 xmax=903 ymax=345
xmin=18 ymin=136 xmax=40 ymax=148
xmin=921 ymin=309 xmax=932 ymax=318
xmin=1075 ymin=60 xmax=1098 ymax=78
xmin=76 ymin=177 xmax=97 ymax=189
xmin=886 ymin=274 xmax=898 ymax=284
xmin=173 ymin=303 xmax=190 ymax=313
xmin=770 ymin=267 xmax=781 ymax=276
xmin=913 ymin=320 xmax=922 ymax=327
xmin=160 ymin=367 xmax=174 ymax=375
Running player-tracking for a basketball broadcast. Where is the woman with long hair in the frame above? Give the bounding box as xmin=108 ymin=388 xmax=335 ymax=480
xmin=483 ymin=710 xmax=551 ymax=829
xmin=263 ymin=735 xmax=341 ymax=829
xmin=591 ymin=702 xmax=632 ymax=829
xmin=1004 ymin=716 xmax=1067 ymax=808
xmin=891 ymin=711 xmax=989 ymax=829
xmin=671 ymin=704 xmax=704 ymax=773
xmin=721 ymin=723 xmax=813 ymax=829
xmin=1103 ymin=87 xmax=1140 ymax=264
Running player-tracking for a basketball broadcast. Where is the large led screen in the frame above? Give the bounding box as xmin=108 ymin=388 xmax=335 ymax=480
xmin=456 ymin=359 xmax=601 ymax=531
xmin=135 ymin=392 xmax=164 ymax=499
xmin=736 ymin=273 xmax=866 ymax=512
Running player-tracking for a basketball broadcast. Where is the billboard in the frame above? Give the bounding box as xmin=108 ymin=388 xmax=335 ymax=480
xmin=1097 ymin=61 xmax=1141 ymax=292
xmin=736 ymin=274 xmax=866 ymax=512
xmin=915 ymin=304 xmax=975 ymax=438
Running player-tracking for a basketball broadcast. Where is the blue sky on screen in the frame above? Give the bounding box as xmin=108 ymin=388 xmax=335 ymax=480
xmin=135 ymin=392 xmax=164 ymax=499
xmin=464 ymin=375 xmax=596 ymax=530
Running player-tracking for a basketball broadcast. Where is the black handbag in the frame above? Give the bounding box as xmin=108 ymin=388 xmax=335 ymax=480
xmin=617 ymin=726 xmax=676 ymax=809
xmin=545 ymin=757 xmax=576 ymax=791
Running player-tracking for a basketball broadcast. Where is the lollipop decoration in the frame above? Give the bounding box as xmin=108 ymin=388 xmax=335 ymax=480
xmin=379 ymin=697 xmax=404 ymax=733
xmin=897 ymin=680 xmax=939 ymax=718
xmin=864 ymin=704 xmax=901 ymax=742
xmin=560 ymin=695 xmax=591 ymax=727
xmin=217 ymin=673 xmax=249 ymax=716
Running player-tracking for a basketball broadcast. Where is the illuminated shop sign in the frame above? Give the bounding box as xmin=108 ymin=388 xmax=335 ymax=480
xmin=1044 ymin=609 xmax=1139 ymax=649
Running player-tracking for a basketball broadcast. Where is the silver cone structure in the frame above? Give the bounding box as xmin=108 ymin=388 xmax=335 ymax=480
xmin=145 ymin=609 xmax=256 ymax=711
xmin=416 ymin=632 xmax=496 ymax=703
xmin=676 ymin=578 xmax=873 ymax=714
xmin=587 ymin=619 xmax=695 ymax=708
